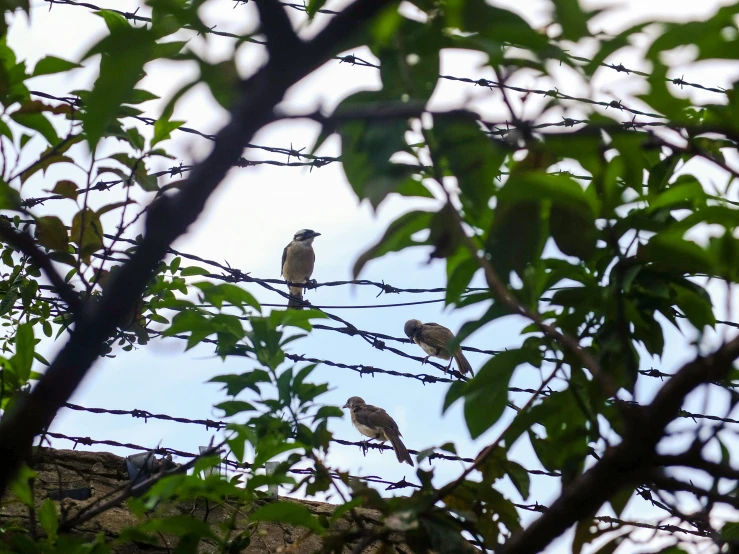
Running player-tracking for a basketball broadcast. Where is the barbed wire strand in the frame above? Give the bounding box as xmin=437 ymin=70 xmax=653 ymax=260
xmin=42 ymin=0 xmax=728 ymax=97
xmin=41 ymin=430 xmax=715 ymax=537
xmin=43 ymin=428 xmax=558 ymax=476
xmin=4 ymin=2 xmax=734 ymax=542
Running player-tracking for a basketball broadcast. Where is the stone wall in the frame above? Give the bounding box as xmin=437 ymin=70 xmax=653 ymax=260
xmin=0 ymin=448 xmax=416 ymax=553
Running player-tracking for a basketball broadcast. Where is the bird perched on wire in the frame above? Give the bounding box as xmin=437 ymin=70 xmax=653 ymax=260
xmin=343 ymin=396 xmax=413 ymax=466
xmin=281 ymin=229 xmax=320 ymax=309
xmin=404 ymin=319 xmax=472 ymax=374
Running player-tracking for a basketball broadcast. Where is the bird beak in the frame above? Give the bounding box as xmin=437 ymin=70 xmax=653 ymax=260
xmin=312 ymin=232 xmax=321 ymax=238
xmin=342 ymin=402 xmax=349 ymax=408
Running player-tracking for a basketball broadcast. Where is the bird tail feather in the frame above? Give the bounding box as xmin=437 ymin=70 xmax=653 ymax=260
xmin=454 ymin=351 xmax=472 ymax=374
xmin=386 ymin=429 xmax=414 ymax=466
xmin=287 ymin=289 xmax=304 ymax=310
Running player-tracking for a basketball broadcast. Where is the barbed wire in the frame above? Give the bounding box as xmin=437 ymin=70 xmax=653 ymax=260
xmin=62 ymin=402 xmax=227 ymax=429
xmin=40 ymin=430 xmax=719 ymax=538
xmin=28 ymin=89 xmax=677 ymax=177
xmin=6 ymin=212 xmax=739 ymax=396
xmin=8 ymin=3 xmax=737 ymax=544
xmin=42 ymin=0 xmax=727 ymax=98
xmin=43 ymin=0 xmax=267 ymax=43
xmin=591 ymin=515 xmax=711 ymax=539
xmin=43 ymin=428 xmax=558 ymax=477
xmin=43 ymin=430 xmax=421 ymax=491
xmin=230 ymin=0 xmax=340 ymax=16
xmin=24 ymin=84 xmax=732 ymax=213
xmin=10 ymin=211 xmax=739 ymax=393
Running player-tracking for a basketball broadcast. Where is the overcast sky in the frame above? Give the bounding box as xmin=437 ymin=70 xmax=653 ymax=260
xmin=6 ymin=0 xmax=739 ymax=551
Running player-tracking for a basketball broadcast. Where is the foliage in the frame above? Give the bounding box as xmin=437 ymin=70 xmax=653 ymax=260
xmin=0 ymin=0 xmax=738 ymax=552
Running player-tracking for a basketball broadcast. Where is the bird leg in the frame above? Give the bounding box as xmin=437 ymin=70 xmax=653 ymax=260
xmin=446 ymin=359 xmax=453 ymax=374
xmin=421 ymin=355 xmax=430 ymax=365
xmin=306 ymin=278 xmax=318 ymax=290
xmin=360 ymin=439 xmax=378 ymax=456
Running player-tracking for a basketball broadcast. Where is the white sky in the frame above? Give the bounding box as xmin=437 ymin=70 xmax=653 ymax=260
xmin=5 ymin=0 xmax=739 ymax=551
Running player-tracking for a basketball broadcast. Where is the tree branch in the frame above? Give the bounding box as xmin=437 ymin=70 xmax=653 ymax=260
xmin=254 ymin=0 xmax=301 ymax=60
xmin=0 ymin=0 xmax=397 ymax=495
xmin=497 ymin=335 xmax=739 ymax=554
xmin=651 ymin=474 xmax=739 ymax=510
xmin=656 ymin=453 xmax=739 ymax=482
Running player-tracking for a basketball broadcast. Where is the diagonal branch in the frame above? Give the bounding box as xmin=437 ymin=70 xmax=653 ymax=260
xmin=497 ymin=334 xmax=739 ymax=554
xmin=255 ymin=0 xmax=301 ymax=60
xmin=0 ymin=0 xmax=397 ymax=495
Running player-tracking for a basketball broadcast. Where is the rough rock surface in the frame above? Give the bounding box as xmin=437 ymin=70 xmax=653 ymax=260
xmin=0 ymin=448 xmax=415 ymax=553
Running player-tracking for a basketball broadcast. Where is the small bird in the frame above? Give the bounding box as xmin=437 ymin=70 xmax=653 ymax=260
xmin=281 ymin=229 xmax=320 ymax=309
xmin=343 ymin=396 xmax=413 ymax=466
xmin=404 ymin=319 xmax=472 ymax=374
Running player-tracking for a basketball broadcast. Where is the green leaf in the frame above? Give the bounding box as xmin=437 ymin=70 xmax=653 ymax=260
xmin=98 ymin=200 xmax=136 ymax=216
xmin=82 ymin=26 xmax=156 ymax=150
xmin=584 ymin=23 xmax=649 ymax=75
xmin=0 ymin=119 xmax=12 ymax=141
xmin=71 ymin=208 xmax=104 ymax=260
xmin=306 ymin=0 xmax=326 ymax=18
xmin=506 ymin=461 xmax=530 ymax=500
xmin=647 ymin=153 xmax=683 ymax=195
xmin=673 ymin=282 xmax=715 ymax=330
xmin=336 ymin=91 xmax=426 ymax=209
xmin=120 ymin=126 xmax=146 ymax=151
xmin=446 ymin=250 xmax=479 ymax=306
xmin=0 ymin=0 xmax=29 ymax=17
xmin=254 ymin=440 xmax=304 ymax=468
xmin=721 ymin=521 xmax=739 ymax=543
xmin=20 ymin=154 xmax=73 ymax=184
xmin=10 ymin=464 xmax=36 ymax=506
xmin=637 ymin=61 xmax=690 ymax=119
xmin=373 ymin=15 xmax=440 ymax=102
xmin=214 ymin=400 xmax=255 ymax=417
xmin=552 ymin=0 xmax=590 ymax=42
xmin=180 ymin=266 xmax=210 ymax=276
xmin=434 ymin=114 xmax=506 ymax=224
xmin=209 ymin=369 xmax=271 ymax=396
xmin=451 ymin=0 xmax=552 ymax=53
xmin=152 ymin=115 xmax=185 ymax=148
xmin=638 ymin=234 xmax=715 ymax=276
xmin=0 ymin=277 xmax=20 ymax=317
xmin=35 ymin=215 xmax=68 ymax=251
xmin=250 ymin=501 xmax=324 ymax=534
xmin=443 ymin=380 xmax=467 ymax=414
xmin=32 ymin=55 xmax=82 ymax=77
xmin=38 ymin=499 xmax=58 ymax=541
xmin=500 ymin=171 xmax=598 ymax=216
xmin=50 ymin=179 xmax=79 ymax=199
xmin=198 ymin=57 xmax=239 ymax=110
xmin=649 ymin=177 xmax=706 ymax=211
xmin=194 ymin=282 xmax=260 ymax=312
xmin=0 ymin=181 xmax=22 ymax=210
xmin=353 ymin=210 xmax=433 ymax=277
xmin=127 ymin=88 xmax=160 ymax=104
xmin=11 ymin=323 xmax=34 ymax=383
xmin=549 ymin=202 xmax=597 ymax=260
xmin=463 ymin=349 xmax=530 ymax=439
xmin=95 ymin=9 xmax=131 ymax=32
xmin=10 ymin=112 xmax=59 ymax=146
xmin=487 ymin=201 xmax=545 ymax=283
xmin=313 ymin=405 xmax=343 ymax=422
xmin=609 ymin=485 xmax=633 ymax=517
